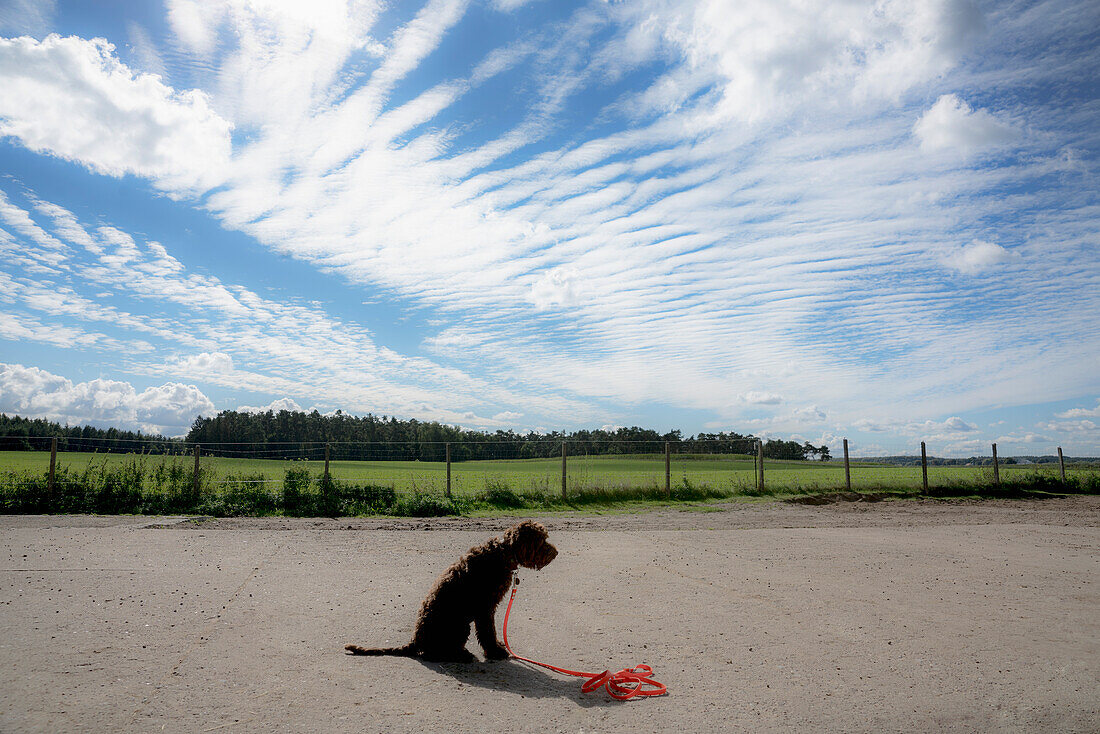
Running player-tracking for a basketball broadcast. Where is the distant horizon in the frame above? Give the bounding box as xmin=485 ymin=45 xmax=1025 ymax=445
xmin=3 ymin=409 xmax=1098 ymax=461
xmin=1 ymin=0 xmax=1098 ymax=458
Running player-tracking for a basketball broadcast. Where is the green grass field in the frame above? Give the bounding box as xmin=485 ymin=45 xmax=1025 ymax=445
xmin=0 ymin=449 xmax=1087 ymax=495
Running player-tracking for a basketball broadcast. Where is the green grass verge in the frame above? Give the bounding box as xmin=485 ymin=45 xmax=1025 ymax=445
xmin=2 ymin=450 xmax=1093 ymax=492
xmin=0 ymin=450 xmax=1096 ymax=517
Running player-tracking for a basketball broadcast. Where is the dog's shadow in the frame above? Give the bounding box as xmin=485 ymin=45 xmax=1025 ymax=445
xmin=421 ymin=658 xmax=624 ymax=707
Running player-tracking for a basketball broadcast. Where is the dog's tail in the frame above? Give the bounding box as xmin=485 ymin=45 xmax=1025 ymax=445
xmin=344 ymin=642 xmax=416 ymax=657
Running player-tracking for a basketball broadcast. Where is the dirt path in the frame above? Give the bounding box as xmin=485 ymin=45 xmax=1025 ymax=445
xmin=2 ymin=496 xmax=1098 ymax=732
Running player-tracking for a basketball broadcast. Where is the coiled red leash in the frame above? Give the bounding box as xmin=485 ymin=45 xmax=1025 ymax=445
xmin=501 ymin=575 xmax=667 ymax=700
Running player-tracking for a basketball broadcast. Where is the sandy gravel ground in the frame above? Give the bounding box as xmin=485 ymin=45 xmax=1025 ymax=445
xmin=1 ymin=496 xmax=1097 ymax=733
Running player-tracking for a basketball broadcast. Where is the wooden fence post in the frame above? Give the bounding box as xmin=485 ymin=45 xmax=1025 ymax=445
xmin=921 ymin=441 xmax=929 ymax=493
xmin=561 ymin=441 xmax=568 ymax=500
xmin=446 ymin=442 xmax=452 ymax=498
xmin=992 ymin=443 xmax=1000 ymax=487
xmin=665 ymin=441 xmax=671 ymax=497
xmin=752 ymin=442 xmax=757 ymax=483
xmin=843 ymin=438 xmax=851 ymax=492
xmin=757 ymin=440 xmax=764 ymax=492
xmin=324 ymin=443 xmax=331 ymax=482
xmin=1058 ymin=447 xmax=1065 ymax=483
xmin=193 ymin=444 xmax=201 ymax=494
xmin=48 ymin=437 xmax=57 ymax=496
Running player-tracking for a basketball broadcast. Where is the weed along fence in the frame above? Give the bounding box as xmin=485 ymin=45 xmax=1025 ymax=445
xmin=0 ymin=436 xmax=767 ymax=498
xmin=0 ymin=434 xmax=1095 ymax=517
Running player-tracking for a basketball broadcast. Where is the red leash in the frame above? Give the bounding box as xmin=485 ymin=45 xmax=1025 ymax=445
xmin=501 ymin=575 xmax=667 ymax=700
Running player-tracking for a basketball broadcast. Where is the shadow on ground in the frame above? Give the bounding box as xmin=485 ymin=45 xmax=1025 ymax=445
xmin=420 ymin=659 xmax=628 ymax=707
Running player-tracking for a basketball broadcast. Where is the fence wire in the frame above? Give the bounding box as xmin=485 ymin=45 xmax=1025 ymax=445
xmin=0 ymin=435 xmax=1090 ymax=506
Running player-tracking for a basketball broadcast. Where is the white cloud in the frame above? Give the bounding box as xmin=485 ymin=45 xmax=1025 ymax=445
xmin=171 ymin=351 xmax=235 ymax=374
xmin=1038 ymin=419 xmax=1098 ymax=435
xmin=127 ymin=21 xmax=167 ymax=78
xmin=944 ymin=240 xmax=1013 ymax=274
xmin=530 ymin=267 xmax=580 ymax=309
xmin=0 ymin=189 xmax=67 ymax=252
xmin=741 ymin=391 xmax=782 ymax=405
xmin=0 ymin=362 xmax=213 ymax=435
xmin=792 ymin=405 xmax=827 ymax=423
xmin=132 ymin=382 xmax=216 ymax=433
xmin=854 ymin=419 xmax=890 ymax=433
xmin=993 ymin=432 xmax=1048 ymax=445
xmin=0 ymin=34 xmax=232 ymax=194
xmin=943 ymin=416 xmax=976 ymax=432
xmin=165 ymin=0 xmax=227 ymax=56
xmin=913 ymin=93 xmax=1017 ymax=156
xmin=237 ymin=397 xmax=304 ymax=414
xmin=2 ymin=190 xmax=590 ymax=428
xmin=28 ymin=197 xmax=100 ymax=253
xmin=182 ymin=0 xmax=386 ymax=129
xmin=0 ymin=306 xmax=152 ymax=353
xmin=0 ymin=361 xmax=67 ymax=400
xmin=853 ymin=415 xmax=978 ymax=439
xmin=422 ymin=326 xmax=491 ymax=354
xmin=0 ymin=0 xmax=56 ymax=36
xmin=620 ymin=0 xmax=983 ymax=123
xmin=490 ymin=0 xmax=540 ymax=11
xmin=1056 ymin=399 xmax=1100 ymax=419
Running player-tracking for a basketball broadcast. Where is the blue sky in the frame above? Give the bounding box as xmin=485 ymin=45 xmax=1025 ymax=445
xmin=0 ymin=0 xmax=1098 ymax=456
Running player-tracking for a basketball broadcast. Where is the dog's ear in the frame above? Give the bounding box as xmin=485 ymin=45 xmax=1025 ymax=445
xmin=504 ymin=520 xmax=547 ymax=545
xmin=525 ymin=521 xmax=548 ymax=540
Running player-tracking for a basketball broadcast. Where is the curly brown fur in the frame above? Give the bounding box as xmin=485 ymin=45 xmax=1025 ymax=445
xmin=345 ymin=520 xmax=557 ymax=662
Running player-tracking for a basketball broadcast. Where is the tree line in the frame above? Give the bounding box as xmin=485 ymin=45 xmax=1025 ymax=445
xmin=0 ymin=414 xmax=177 ymax=454
xmin=185 ymin=410 xmax=831 ymax=461
xmin=1 ymin=410 xmax=832 ymax=462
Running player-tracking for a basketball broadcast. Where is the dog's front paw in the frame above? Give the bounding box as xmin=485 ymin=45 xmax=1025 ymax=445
xmin=483 ymin=645 xmax=511 ymax=661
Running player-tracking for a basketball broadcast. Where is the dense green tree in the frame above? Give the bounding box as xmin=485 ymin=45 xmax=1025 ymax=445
xmin=1 ymin=414 xmax=178 ymax=453
xmin=4 ymin=409 xmax=856 ymax=463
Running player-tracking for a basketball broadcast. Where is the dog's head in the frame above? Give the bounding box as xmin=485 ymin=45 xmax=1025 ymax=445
xmin=503 ymin=520 xmax=557 ymax=570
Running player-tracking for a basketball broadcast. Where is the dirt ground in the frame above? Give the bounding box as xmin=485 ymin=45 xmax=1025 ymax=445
xmin=1 ymin=496 xmax=1098 ymax=733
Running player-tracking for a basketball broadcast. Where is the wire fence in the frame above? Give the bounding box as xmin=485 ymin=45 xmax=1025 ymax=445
xmin=0 ymin=434 xmax=758 ymax=461
xmin=0 ymin=436 xmax=759 ymax=494
xmin=0 ymin=434 xmax=1091 ymax=499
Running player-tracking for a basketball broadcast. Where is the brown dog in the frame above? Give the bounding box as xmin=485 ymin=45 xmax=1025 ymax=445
xmin=345 ymin=520 xmax=557 ymax=662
